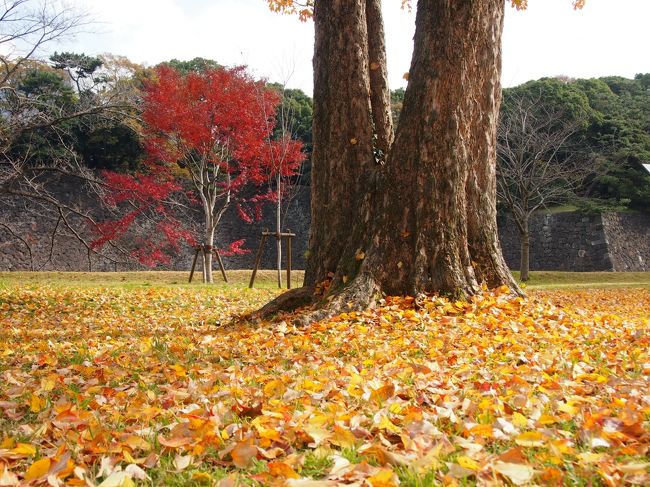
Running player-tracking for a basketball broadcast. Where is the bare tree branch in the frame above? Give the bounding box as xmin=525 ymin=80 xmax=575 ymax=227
xmin=497 ymin=89 xmax=598 ymax=280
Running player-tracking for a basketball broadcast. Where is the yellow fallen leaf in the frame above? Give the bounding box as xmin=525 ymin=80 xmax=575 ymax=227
xmin=558 ymin=401 xmax=579 ymax=415
xmin=511 ymin=412 xmax=528 ymax=428
xmin=515 ymin=431 xmax=546 ymax=447
xmin=576 ymin=373 xmax=607 ymax=383
xmin=139 ymin=337 xmax=152 ymax=353
xmin=301 ymin=379 xmax=323 ymax=392
xmin=468 ymin=424 xmax=493 ymax=438
xmin=0 ymin=436 xmax=14 ymax=449
xmin=191 ymin=472 xmax=213 ymax=483
xmin=492 ymin=462 xmax=535 ymax=486
xmin=30 ymin=394 xmax=46 ymax=413
xmin=256 ymin=425 xmax=281 ymax=442
xmin=122 ymin=449 xmax=136 ymax=464
xmin=169 ymin=364 xmax=186 ymax=377
xmin=263 ymin=379 xmax=286 ymax=397
xmin=457 ymin=456 xmax=479 ymax=471
xmin=618 ymin=462 xmax=650 ymax=474
xmin=538 ymin=414 xmax=560 ymax=425
xmin=377 ymin=415 xmax=401 ymax=434
xmin=24 ymin=457 xmax=50 ymax=481
xmin=12 ymin=443 xmax=37 ymax=456
xmin=40 ymin=374 xmax=57 ymax=392
xmin=368 ymin=468 xmax=399 ymax=487
xmin=577 ymin=452 xmax=605 ymax=464
xmin=98 ymin=471 xmax=136 ymax=487
xmin=330 ymin=424 xmax=356 ymax=449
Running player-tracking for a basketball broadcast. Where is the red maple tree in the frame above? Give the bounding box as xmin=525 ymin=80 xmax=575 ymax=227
xmin=94 ymin=65 xmax=304 ymax=281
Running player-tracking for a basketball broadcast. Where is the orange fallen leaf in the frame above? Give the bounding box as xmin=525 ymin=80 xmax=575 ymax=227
xmin=231 ymin=441 xmax=257 ymax=468
xmin=370 ymin=384 xmax=395 ymax=403
xmin=268 ymin=460 xmax=300 ymax=479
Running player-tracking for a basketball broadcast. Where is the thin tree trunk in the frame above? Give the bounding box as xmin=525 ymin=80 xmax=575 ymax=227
xmin=203 ymin=248 xmax=213 ymax=283
xmin=203 ymin=225 xmax=215 ymax=284
xmin=276 ymin=172 xmax=282 ymax=288
xmin=520 ymin=229 xmax=530 ymax=282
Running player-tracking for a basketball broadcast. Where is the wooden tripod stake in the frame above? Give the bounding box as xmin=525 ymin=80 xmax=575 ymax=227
xmin=188 ymin=245 xmax=228 ymax=283
xmin=249 ymin=230 xmax=295 ymax=289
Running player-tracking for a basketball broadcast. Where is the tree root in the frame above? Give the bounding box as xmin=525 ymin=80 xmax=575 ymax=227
xmin=292 ymin=272 xmax=380 ymax=326
xmin=251 ymin=286 xmax=315 ymax=321
xmin=251 ymin=272 xmax=382 ymax=326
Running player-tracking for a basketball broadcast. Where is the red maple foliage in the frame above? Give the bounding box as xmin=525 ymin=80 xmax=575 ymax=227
xmin=93 ymin=65 xmax=304 ymax=273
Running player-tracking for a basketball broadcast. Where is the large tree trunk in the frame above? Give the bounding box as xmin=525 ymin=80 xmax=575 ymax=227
xmin=259 ymin=0 xmax=518 ymax=320
xmin=304 ymin=0 xmax=376 ymax=290
xmin=464 ymin=1 xmax=520 ymax=291
xmin=365 ymin=0 xmax=516 ymax=298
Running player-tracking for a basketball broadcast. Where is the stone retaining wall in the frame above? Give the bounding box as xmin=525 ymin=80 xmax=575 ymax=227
xmin=0 ymin=180 xmax=311 ymax=272
xmin=497 ymin=213 xmax=613 ymax=272
xmin=601 ymin=212 xmax=650 ymax=271
xmin=2 ymin=181 xmax=650 ymax=273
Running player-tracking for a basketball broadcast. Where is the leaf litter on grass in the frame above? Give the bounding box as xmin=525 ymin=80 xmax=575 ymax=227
xmin=0 ymin=285 xmax=649 ymax=486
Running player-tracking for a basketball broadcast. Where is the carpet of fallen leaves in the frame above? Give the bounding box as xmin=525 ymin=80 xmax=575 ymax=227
xmin=1 ymin=285 xmax=649 ymax=486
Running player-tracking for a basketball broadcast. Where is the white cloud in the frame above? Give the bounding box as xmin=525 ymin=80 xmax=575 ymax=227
xmin=54 ymin=0 xmax=650 ymax=94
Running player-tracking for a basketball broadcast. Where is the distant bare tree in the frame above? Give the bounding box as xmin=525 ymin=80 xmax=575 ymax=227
xmin=0 ymin=0 xmax=137 ymax=269
xmin=497 ymin=90 xmax=596 ymax=281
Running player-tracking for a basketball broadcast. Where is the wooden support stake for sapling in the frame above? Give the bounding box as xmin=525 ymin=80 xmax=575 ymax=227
xmin=189 ymin=245 xmax=228 ymax=283
xmin=286 ymin=231 xmax=292 ymax=289
xmin=249 ymin=230 xmax=296 ymax=289
xmin=189 ymin=246 xmax=202 ymax=283
xmin=249 ymin=232 xmax=268 ymax=288
xmin=215 ymin=250 xmax=228 ymax=283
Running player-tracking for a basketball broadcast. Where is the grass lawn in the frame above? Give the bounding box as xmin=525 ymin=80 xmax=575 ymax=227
xmin=0 ymin=272 xmax=648 ymax=485
xmin=0 ymin=270 xmax=306 ymax=290
xmin=512 ymin=271 xmax=650 ymax=290
xmin=1 ymin=270 xmax=648 ymax=290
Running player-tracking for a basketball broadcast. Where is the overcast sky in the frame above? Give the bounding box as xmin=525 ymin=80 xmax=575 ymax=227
xmin=57 ymin=0 xmax=650 ymax=95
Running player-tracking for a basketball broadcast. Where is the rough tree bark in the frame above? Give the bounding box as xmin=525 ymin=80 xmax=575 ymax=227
xmin=258 ymin=0 xmax=518 ymax=320
xmin=366 ymin=0 xmax=393 ymax=158
xmin=464 ymin=1 xmax=519 ymax=290
xmin=302 ymin=0 xmax=376 ymax=290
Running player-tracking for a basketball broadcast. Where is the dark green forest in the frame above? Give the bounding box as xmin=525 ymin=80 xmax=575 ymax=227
xmin=4 ymin=52 xmax=649 ymax=212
